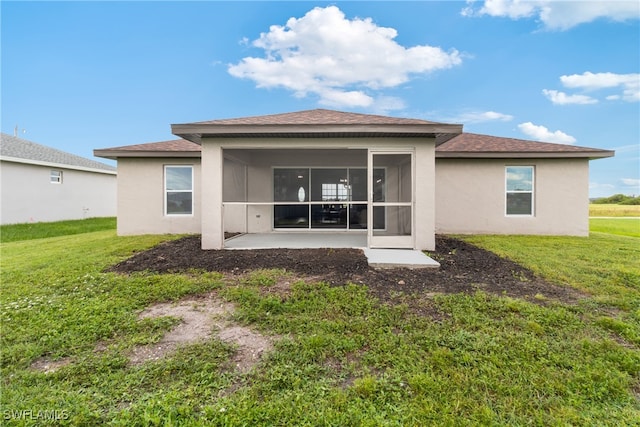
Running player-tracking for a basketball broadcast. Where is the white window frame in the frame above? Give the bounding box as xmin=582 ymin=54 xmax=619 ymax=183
xmin=505 ymin=165 xmax=535 ymax=216
xmin=164 ymin=165 xmax=194 ymax=216
xmin=50 ymin=170 xmax=63 ymax=184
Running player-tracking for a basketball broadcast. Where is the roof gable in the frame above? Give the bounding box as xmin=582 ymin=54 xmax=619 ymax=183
xmin=1 ymin=133 xmax=116 ymax=172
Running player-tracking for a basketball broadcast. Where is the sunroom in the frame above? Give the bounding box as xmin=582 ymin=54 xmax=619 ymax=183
xmin=171 ymin=110 xmax=462 ymax=251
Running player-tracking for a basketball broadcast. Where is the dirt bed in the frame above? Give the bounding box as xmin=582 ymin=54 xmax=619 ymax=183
xmin=108 ymin=235 xmax=582 ymax=305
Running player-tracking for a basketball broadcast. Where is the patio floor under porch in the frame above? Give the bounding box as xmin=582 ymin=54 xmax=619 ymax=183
xmin=224 ymin=233 xmax=439 ymax=269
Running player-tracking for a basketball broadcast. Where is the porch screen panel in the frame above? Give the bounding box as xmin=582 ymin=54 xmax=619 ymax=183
xmin=349 ymin=169 xmax=367 ymax=202
xmin=274 ymin=205 xmax=309 ymax=228
xmin=274 ymin=169 xmax=309 ymax=228
xmin=274 ymin=169 xmax=309 ymax=202
xmin=311 ymin=169 xmax=348 ymax=228
xmin=272 ymin=167 xmax=377 ymax=230
xmin=223 ymin=158 xmax=246 ymax=202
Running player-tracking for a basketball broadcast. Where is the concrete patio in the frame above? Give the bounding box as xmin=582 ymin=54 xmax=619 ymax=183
xmin=224 ymin=233 xmax=440 ymax=269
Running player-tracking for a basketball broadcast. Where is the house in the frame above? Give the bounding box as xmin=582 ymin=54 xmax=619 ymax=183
xmin=1 ymin=132 xmax=117 ymax=225
xmin=94 ymin=109 xmax=613 ymax=250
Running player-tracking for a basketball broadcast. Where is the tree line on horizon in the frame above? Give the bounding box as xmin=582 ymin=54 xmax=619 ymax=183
xmin=591 ymin=194 xmax=640 ymax=205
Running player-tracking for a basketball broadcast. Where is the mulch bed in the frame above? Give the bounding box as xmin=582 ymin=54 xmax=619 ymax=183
xmin=107 ymin=235 xmax=583 ymax=306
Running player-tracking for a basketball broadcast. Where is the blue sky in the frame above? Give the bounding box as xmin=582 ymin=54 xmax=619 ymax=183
xmin=2 ymin=1 xmax=638 ymax=197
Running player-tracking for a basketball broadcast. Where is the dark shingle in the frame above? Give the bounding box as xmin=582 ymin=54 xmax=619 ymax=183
xmin=97 ymin=139 xmax=201 ymax=152
xmin=436 ymin=133 xmax=614 ymax=158
xmin=190 ymin=109 xmax=446 ymax=126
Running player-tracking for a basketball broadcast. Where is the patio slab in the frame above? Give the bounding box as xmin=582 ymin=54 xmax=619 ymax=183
xmin=363 ymin=248 xmax=440 ymax=269
xmin=224 ymin=232 xmax=366 ymax=249
xmin=224 ymin=233 xmax=439 ymax=269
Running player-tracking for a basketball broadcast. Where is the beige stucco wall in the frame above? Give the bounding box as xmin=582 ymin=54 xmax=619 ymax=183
xmin=116 ymin=158 xmax=201 ymax=235
xmin=435 ymin=158 xmax=590 ymax=236
xmin=415 ymin=142 xmax=436 ymax=249
xmin=1 ymin=160 xmax=116 ymax=224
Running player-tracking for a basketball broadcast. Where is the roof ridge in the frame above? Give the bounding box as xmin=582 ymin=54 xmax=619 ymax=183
xmin=182 ymin=108 xmax=446 ymax=126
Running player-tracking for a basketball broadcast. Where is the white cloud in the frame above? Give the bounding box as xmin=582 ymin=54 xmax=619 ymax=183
xmin=621 ymin=178 xmax=640 ymax=187
xmin=449 ymin=110 xmax=514 ymax=123
xmin=542 ymin=89 xmax=597 ymax=105
xmin=560 ymin=72 xmax=640 ymax=102
xmin=228 ymin=6 xmax=462 ymax=110
xmin=463 ymin=0 xmax=538 ymax=19
xmin=589 ymin=182 xmax=616 ymax=191
xmin=463 ymin=0 xmax=640 ymax=30
xmin=517 ymin=121 xmax=577 ymax=144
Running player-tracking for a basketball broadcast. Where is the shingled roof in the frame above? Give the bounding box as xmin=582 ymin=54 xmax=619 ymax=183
xmin=1 ymin=133 xmax=116 ymax=173
xmin=94 ymin=139 xmax=201 ymax=160
xmin=436 ymin=133 xmax=614 ymax=159
xmin=189 ymin=109 xmax=446 ymax=126
xmin=93 ymin=109 xmax=614 ymax=160
xmin=172 ymin=109 xmax=463 ymax=142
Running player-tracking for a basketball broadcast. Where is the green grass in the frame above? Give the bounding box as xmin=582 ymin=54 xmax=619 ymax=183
xmin=0 ymin=217 xmax=116 ymax=243
xmin=590 ymin=218 xmax=640 ymax=238
xmin=589 ymin=203 xmax=640 ymax=217
xmin=2 ymin=225 xmax=639 ymax=425
xmin=461 ymin=232 xmax=640 ymax=340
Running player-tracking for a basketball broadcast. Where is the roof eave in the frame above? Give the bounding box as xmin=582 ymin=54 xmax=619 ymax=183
xmin=1 ymin=155 xmax=117 ymax=174
xmin=435 ymin=150 xmax=615 ymax=159
xmin=93 ymin=150 xmax=202 ymax=160
xmin=171 ymin=123 xmax=463 ymax=143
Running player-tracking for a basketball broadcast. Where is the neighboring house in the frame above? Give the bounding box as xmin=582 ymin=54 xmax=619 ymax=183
xmin=94 ymin=109 xmax=613 ymax=250
xmin=1 ymin=133 xmax=117 ymax=224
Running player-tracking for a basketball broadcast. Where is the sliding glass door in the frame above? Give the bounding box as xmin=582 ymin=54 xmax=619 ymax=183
xmin=273 ymin=167 xmax=371 ymax=230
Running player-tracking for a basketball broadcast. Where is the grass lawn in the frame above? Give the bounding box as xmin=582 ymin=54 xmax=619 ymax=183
xmin=590 ymin=218 xmax=640 ymax=238
xmin=1 ymin=224 xmax=639 ymax=425
xmin=589 ymin=203 xmax=640 ymax=217
xmin=0 ymin=217 xmax=116 ymax=243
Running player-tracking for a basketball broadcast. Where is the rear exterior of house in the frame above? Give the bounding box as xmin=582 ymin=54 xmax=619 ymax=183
xmin=1 ymin=133 xmax=117 ymax=224
xmin=94 ymin=109 xmax=613 ymax=250
xmin=434 ymin=133 xmax=599 ymax=236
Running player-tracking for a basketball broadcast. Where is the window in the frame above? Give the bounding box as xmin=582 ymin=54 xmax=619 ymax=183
xmin=50 ymin=170 xmax=62 ymax=184
xmin=165 ymin=165 xmax=193 ymax=215
xmin=506 ymin=166 xmax=534 ymax=216
xmin=321 ymin=183 xmax=349 ymax=201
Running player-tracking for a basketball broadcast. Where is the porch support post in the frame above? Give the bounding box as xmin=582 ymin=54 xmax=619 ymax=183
xmin=201 ymin=140 xmax=224 ymax=249
xmin=414 ymin=141 xmax=436 ymax=251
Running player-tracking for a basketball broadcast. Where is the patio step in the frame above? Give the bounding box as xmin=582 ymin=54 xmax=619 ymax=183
xmin=363 ymin=248 xmax=440 ymax=269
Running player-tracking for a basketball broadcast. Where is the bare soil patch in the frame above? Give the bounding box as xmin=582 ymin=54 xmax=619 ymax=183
xmin=30 ymin=356 xmax=73 ymax=374
xmin=31 ymin=293 xmax=275 ymax=373
xmin=129 ymin=293 xmax=235 ymax=365
xmin=108 ymin=235 xmax=584 ymax=306
xmin=129 ymin=293 xmax=274 ymax=369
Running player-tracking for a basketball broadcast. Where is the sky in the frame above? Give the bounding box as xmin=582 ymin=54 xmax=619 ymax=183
xmin=2 ymin=1 xmax=639 ymax=197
